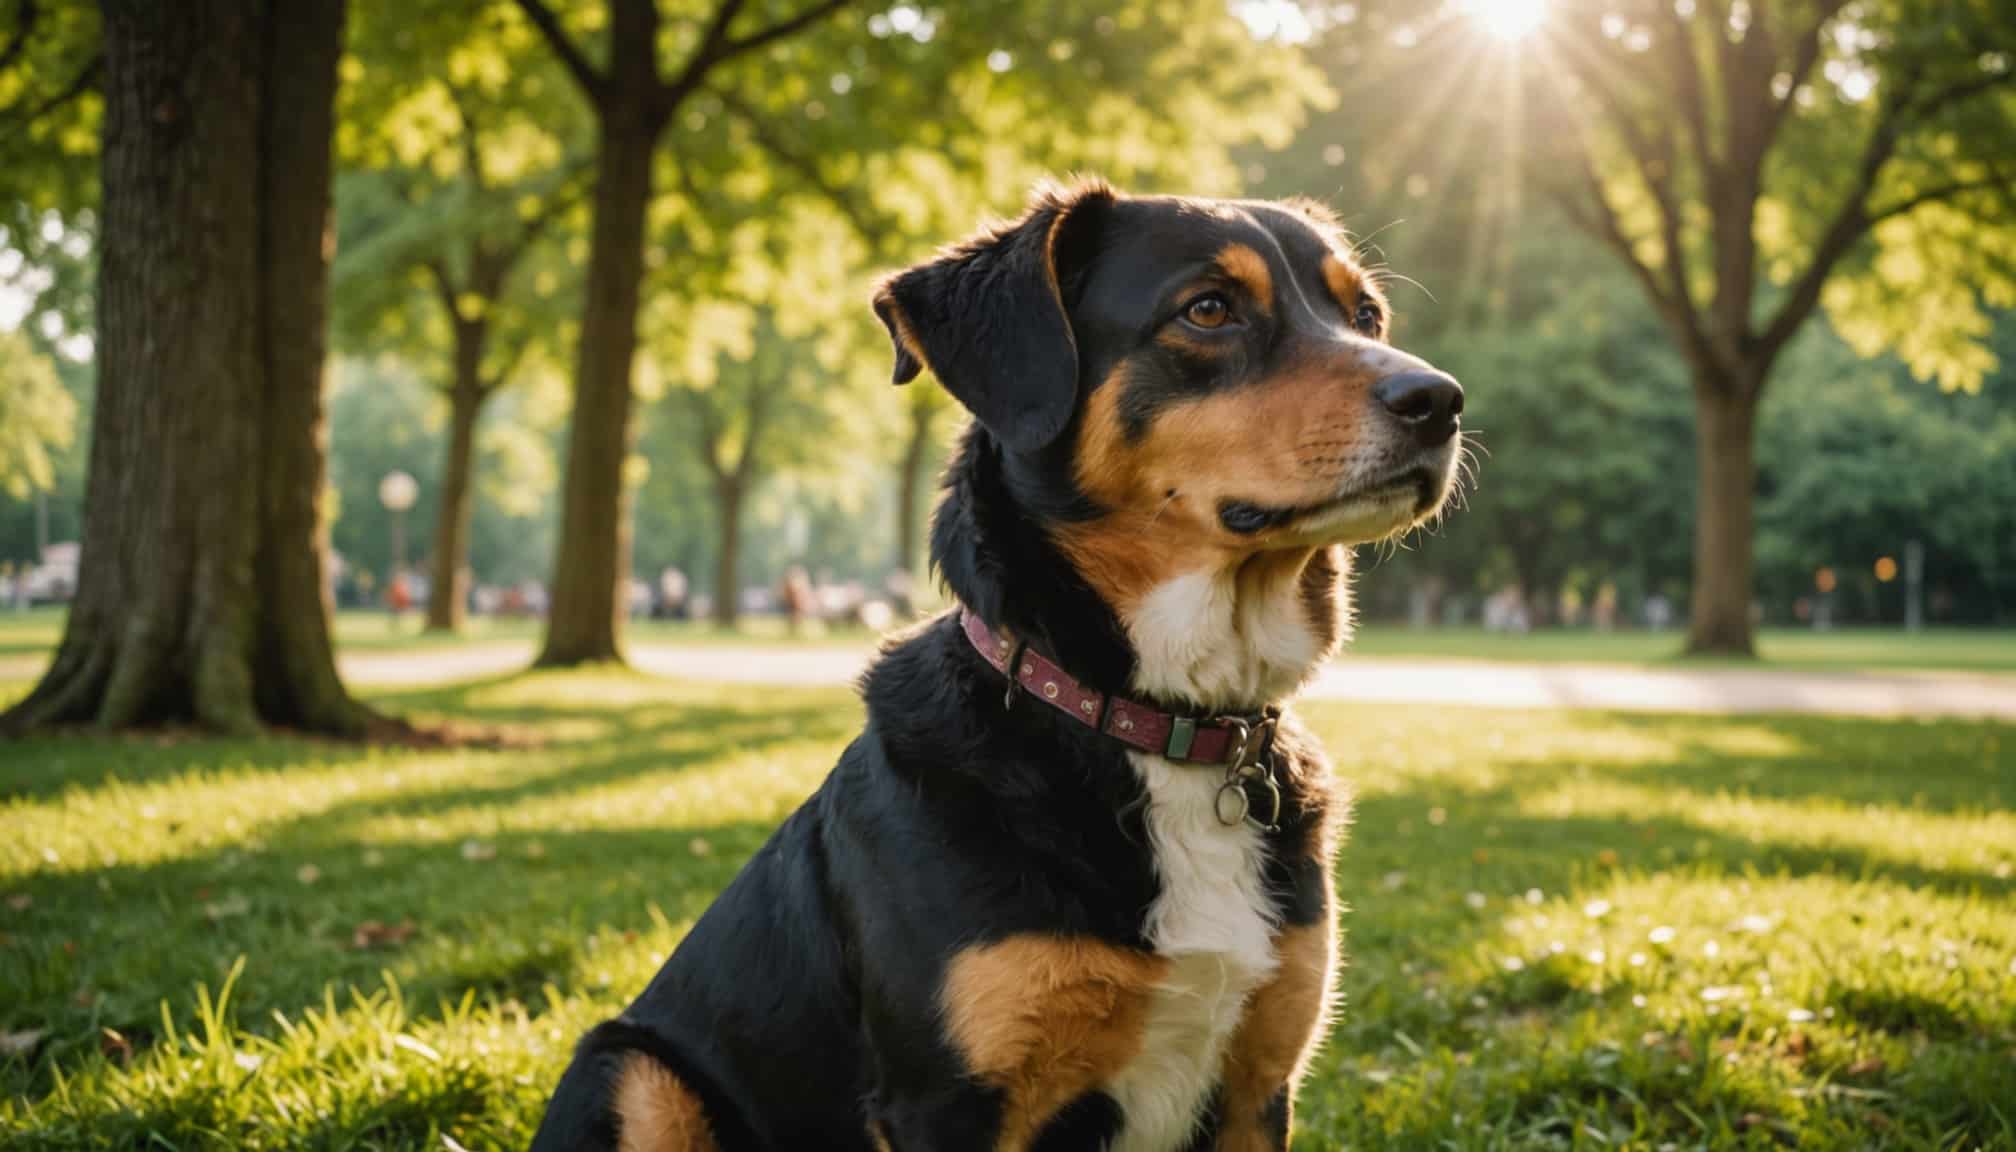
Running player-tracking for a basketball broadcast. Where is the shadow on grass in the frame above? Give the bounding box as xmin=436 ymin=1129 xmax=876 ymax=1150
xmin=1601 ymin=711 xmax=2012 ymax=814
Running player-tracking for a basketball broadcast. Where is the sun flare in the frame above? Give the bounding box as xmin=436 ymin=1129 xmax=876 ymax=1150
xmin=1464 ymin=0 xmax=1548 ymax=43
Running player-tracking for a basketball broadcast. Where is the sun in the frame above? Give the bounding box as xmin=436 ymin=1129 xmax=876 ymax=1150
xmin=1464 ymin=0 xmax=1548 ymax=43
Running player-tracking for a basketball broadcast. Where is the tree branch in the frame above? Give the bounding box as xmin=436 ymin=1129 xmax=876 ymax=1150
xmin=661 ymin=0 xmax=852 ymax=111
xmin=423 ymin=258 xmax=463 ymax=322
xmin=1538 ymin=58 xmax=1720 ymax=376
xmin=443 ymin=81 xmax=487 ymax=195
xmin=1652 ymin=0 xmax=1716 ymax=177
xmin=712 ymin=86 xmax=888 ymax=246
xmin=1754 ymin=65 xmax=2016 ymax=370
xmin=684 ymin=388 xmax=729 ymax=484
xmin=0 ymin=0 xmax=40 ymax=78
xmin=736 ymin=368 xmax=778 ymax=486
xmin=0 ymin=50 xmax=98 ymax=140
xmin=666 ymin=0 xmax=748 ymax=100
xmin=717 ymin=0 xmax=851 ymax=65
xmin=1533 ymin=138 xmax=1722 ymax=382
xmin=1762 ymin=0 xmax=1849 ymax=145
xmin=510 ymin=0 xmax=606 ymax=106
xmin=1866 ymin=173 xmax=2011 ymax=226
xmin=483 ymin=327 xmax=535 ymax=396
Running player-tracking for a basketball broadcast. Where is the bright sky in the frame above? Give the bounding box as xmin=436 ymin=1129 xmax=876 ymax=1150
xmin=1 ymin=232 xmax=94 ymax=359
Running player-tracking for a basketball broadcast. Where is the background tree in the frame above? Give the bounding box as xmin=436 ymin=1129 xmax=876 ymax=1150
xmin=510 ymin=0 xmax=1327 ymax=666
xmin=324 ymin=359 xmax=566 ymax=603
xmin=507 ymin=0 xmax=860 ymax=665
xmin=1328 ymin=0 xmax=2014 ymax=652
xmin=337 ymin=0 xmax=585 ymax=631
xmin=4 ymin=0 xmax=373 ymax=735
xmin=1523 ymin=0 xmax=2015 ymax=653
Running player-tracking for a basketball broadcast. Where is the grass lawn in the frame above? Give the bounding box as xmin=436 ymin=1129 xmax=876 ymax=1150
xmin=3 ymin=671 xmax=2012 ymax=1150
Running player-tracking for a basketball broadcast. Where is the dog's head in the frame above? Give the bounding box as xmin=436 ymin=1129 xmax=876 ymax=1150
xmin=877 ymin=181 xmax=1466 ymax=702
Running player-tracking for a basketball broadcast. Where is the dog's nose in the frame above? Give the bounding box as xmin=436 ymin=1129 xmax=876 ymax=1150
xmin=1374 ymin=370 xmax=1464 ymax=445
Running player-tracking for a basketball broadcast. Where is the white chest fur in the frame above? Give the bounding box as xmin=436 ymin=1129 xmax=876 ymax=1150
xmin=1105 ymin=752 xmax=1280 ymax=1151
xmin=1125 ymin=564 xmax=1330 ymax=713
xmin=1097 ymin=553 xmax=1338 ymax=1148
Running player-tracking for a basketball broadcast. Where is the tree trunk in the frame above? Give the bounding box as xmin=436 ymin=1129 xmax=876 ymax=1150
xmin=5 ymin=0 xmax=366 ymax=735
xmin=894 ymin=400 xmax=932 ymax=574
xmin=425 ymin=328 xmax=484 ymax=633
xmin=712 ymin=475 xmax=743 ymax=629
xmin=535 ymin=1 xmax=662 ymax=667
xmin=1685 ymin=380 xmax=1759 ymax=656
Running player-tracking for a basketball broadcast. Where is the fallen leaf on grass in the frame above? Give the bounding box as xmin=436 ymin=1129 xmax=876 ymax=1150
xmin=459 ymin=840 xmax=496 ymax=862
xmin=0 ymin=1029 xmax=46 ymax=1057
xmin=351 ymin=919 xmax=418 ymax=950
xmin=5 ymin=894 xmax=30 ymax=912
xmin=296 ymin=864 xmax=322 ymax=886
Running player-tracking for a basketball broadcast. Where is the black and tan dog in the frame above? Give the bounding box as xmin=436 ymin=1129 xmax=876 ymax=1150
xmin=529 ymin=180 xmax=1466 ymax=1152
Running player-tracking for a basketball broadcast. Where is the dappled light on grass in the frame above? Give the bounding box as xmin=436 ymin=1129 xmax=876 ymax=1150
xmin=3 ymin=676 xmax=2013 ymax=1149
xmin=1519 ymin=779 xmax=2016 ymax=883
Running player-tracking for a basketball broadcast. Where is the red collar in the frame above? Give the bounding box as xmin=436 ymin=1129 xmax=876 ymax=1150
xmin=960 ymin=607 xmax=1279 ymax=771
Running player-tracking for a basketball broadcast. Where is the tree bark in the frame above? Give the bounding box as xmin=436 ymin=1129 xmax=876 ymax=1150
xmin=894 ymin=399 xmax=933 ymax=575
xmin=711 ymin=474 xmax=742 ymax=629
xmin=534 ymin=0 xmax=662 ymax=667
xmin=1685 ymin=380 xmax=1759 ymax=656
xmin=425 ymin=326 xmax=484 ymax=633
xmin=4 ymin=0 xmax=366 ymax=735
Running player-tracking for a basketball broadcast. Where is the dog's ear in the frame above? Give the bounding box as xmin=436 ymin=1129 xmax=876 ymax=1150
xmin=872 ymin=181 xmax=1112 ymax=452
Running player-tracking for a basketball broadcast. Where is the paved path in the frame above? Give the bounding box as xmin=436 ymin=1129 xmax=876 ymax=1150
xmin=5 ymin=644 xmax=2012 ymax=719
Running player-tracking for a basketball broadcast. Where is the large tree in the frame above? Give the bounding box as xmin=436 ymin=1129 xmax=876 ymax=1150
xmin=1523 ymin=0 xmax=2016 ymax=653
xmin=1331 ymin=1 xmax=2014 ymax=653
xmin=4 ymin=0 xmax=371 ymax=735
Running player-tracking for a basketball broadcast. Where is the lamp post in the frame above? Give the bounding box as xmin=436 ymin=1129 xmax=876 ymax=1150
xmin=378 ymin=470 xmax=418 ymax=619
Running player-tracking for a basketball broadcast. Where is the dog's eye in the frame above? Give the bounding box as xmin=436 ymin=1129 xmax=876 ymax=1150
xmin=1353 ymin=298 xmax=1384 ymax=335
xmin=1183 ymin=293 xmax=1233 ymax=330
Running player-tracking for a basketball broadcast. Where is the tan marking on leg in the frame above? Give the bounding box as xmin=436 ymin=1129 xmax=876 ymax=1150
xmin=1216 ymin=923 xmax=1336 ymax=1150
xmin=942 ymin=935 xmax=1169 ymax=1150
xmin=614 ymin=1053 xmax=719 ymax=1152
